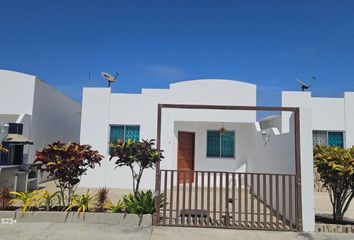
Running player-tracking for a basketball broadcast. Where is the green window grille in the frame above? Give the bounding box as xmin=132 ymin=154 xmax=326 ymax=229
xmin=110 ymin=126 xmax=125 ymax=143
xmin=124 ymin=126 xmax=140 ymax=142
xmin=328 ymin=132 xmax=343 ymax=148
xmin=207 ymin=131 xmax=220 ymax=157
xmin=207 ymin=130 xmax=235 ymax=158
xmin=110 ymin=125 xmax=140 ymax=144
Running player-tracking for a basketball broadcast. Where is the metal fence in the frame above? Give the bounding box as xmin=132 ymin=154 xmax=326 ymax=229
xmin=155 ymin=170 xmax=298 ymax=231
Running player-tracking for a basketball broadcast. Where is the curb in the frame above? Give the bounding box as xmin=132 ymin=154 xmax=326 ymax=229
xmin=0 ymin=211 xmax=152 ymax=227
xmin=315 ymin=223 xmax=354 ymax=233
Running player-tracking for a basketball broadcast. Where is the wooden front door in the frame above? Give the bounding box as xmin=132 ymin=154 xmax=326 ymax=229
xmin=177 ymin=131 xmax=195 ymax=183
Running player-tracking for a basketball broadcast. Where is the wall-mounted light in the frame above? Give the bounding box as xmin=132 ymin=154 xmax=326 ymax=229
xmin=261 ymin=129 xmax=270 ymax=144
xmin=219 ymin=122 xmax=226 ymax=135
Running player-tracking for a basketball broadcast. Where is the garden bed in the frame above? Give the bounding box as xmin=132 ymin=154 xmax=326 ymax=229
xmin=315 ymin=214 xmax=354 ymax=233
xmin=0 ymin=210 xmax=152 ymax=227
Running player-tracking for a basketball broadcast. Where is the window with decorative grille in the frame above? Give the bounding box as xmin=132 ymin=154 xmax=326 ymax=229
xmin=207 ymin=130 xmax=235 ymax=158
xmin=312 ymin=130 xmax=344 ymax=148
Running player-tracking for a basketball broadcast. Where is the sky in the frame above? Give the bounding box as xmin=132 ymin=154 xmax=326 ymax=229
xmin=1 ymin=0 xmax=354 ymax=106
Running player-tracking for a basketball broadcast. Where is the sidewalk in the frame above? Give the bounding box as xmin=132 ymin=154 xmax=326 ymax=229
xmin=0 ymin=222 xmax=353 ymax=240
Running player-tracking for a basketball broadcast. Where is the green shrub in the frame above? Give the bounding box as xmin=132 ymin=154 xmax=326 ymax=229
xmin=10 ymin=190 xmax=43 ymax=214
xmin=38 ymin=190 xmax=61 ymax=211
xmin=104 ymin=200 xmax=125 ymax=213
xmin=123 ymin=190 xmax=166 ymax=214
xmin=65 ymin=190 xmax=93 ymax=216
xmin=314 ymin=145 xmax=354 ymax=222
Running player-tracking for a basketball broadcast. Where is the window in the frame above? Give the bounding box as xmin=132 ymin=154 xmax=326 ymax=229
xmin=207 ymin=130 xmax=235 ymax=158
xmin=313 ymin=131 xmax=344 ymax=148
xmin=110 ymin=125 xmax=140 ymax=144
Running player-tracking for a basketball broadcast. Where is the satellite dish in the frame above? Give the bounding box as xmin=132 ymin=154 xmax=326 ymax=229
xmin=101 ymin=72 xmax=118 ymax=87
xmin=295 ymin=76 xmax=316 ymax=91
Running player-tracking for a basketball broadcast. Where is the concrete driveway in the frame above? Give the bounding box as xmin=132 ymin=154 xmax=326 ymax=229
xmin=0 ymin=223 xmax=353 ymax=240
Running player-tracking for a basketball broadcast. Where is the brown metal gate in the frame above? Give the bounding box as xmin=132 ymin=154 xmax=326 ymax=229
xmin=154 ymin=104 xmax=303 ymax=231
xmin=156 ymin=170 xmax=298 ymax=231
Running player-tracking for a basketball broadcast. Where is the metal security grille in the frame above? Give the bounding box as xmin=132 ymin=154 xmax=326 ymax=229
xmin=206 ymin=130 xmax=235 ymax=158
xmin=110 ymin=125 xmax=140 ymax=143
xmin=312 ymin=131 xmax=327 ymax=146
xmin=328 ymin=132 xmax=343 ymax=147
xmin=157 ymin=170 xmax=298 ymax=231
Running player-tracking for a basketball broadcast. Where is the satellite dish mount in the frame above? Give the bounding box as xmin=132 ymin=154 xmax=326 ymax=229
xmin=101 ymin=72 xmax=119 ymax=87
xmin=295 ymin=76 xmax=316 ymax=91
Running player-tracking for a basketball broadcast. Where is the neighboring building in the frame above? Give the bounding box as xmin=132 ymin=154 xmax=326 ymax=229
xmin=0 ymin=70 xmax=81 ymax=190
xmin=80 ymin=79 xmax=314 ymax=231
xmin=282 ymin=91 xmax=354 ymax=148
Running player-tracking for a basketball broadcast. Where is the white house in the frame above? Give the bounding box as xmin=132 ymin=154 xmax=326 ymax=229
xmin=80 ymin=79 xmax=314 ymax=231
xmin=282 ymin=91 xmax=354 ymax=148
xmin=0 ymin=70 xmax=81 ymax=190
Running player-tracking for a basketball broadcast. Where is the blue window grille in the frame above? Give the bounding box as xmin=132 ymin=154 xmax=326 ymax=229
xmin=110 ymin=125 xmax=140 ymax=144
xmin=328 ymin=132 xmax=343 ymax=148
xmin=207 ymin=130 xmax=235 ymax=158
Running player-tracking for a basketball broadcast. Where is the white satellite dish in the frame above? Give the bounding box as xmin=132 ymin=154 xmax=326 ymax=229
xmin=101 ymin=72 xmax=118 ymax=87
xmin=295 ymin=76 xmax=316 ymax=91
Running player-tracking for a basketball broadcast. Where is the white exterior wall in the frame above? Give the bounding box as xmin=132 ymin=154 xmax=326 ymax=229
xmin=282 ymin=91 xmax=354 ymax=147
xmin=80 ymin=79 xmax=257 ymax=189
xmin=29 ymin=78 xmax=81 ymax=163
xmin=0 ymin=70 xmax=81 ymax=165
xmin=0 ymin=70 xmax=35 ymax=115
xmin=344 ymin=92 xmax=354 ymax=147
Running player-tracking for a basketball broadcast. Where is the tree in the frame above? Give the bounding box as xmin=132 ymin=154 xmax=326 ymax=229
xmin=35 ymin=141 xmax=103 ymax=207
xmin=110 ymin=139 xmax=163 ymax=195
xmin=313 ymin=145 xmax=354 ymax=223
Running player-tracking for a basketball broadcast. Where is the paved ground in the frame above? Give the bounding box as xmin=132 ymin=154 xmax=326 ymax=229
xmin=0 ymin=223 xmax=353 ymax=240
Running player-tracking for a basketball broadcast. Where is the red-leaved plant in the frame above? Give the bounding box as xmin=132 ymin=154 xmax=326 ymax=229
xmin=35 ymin=142 xmax=103 ymax=207
xmin=110 ymin=139 xmax=163 ymax=196
xmin=0 ymin=186 xmax=12 ymax=210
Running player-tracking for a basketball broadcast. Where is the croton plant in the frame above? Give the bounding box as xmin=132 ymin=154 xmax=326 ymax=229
xmin=314 ymin=145 xmax=354 ymax=223
xmin=35 ymin=142 xmax=103 ymax=207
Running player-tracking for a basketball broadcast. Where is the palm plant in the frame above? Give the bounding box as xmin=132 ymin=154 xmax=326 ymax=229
xmin=10 ymin=190 xmax=42 ymax=214
xmin=39 ymin=190 xmax=60 ymax=211
xmin=65 ymin=190 xmax=93 ymax=216
xmin=104 ymin=199 xmax=125 ymax=213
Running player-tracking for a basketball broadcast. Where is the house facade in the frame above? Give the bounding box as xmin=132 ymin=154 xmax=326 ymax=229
xmin=0 ymin=70 xmax=81 ymax=190
xmin=80 ymin=79 xmax=315 ymax=231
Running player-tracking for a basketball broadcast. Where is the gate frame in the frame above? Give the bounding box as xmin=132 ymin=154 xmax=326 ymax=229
xmin=154 ymin=104 xmax=303 ymax=231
